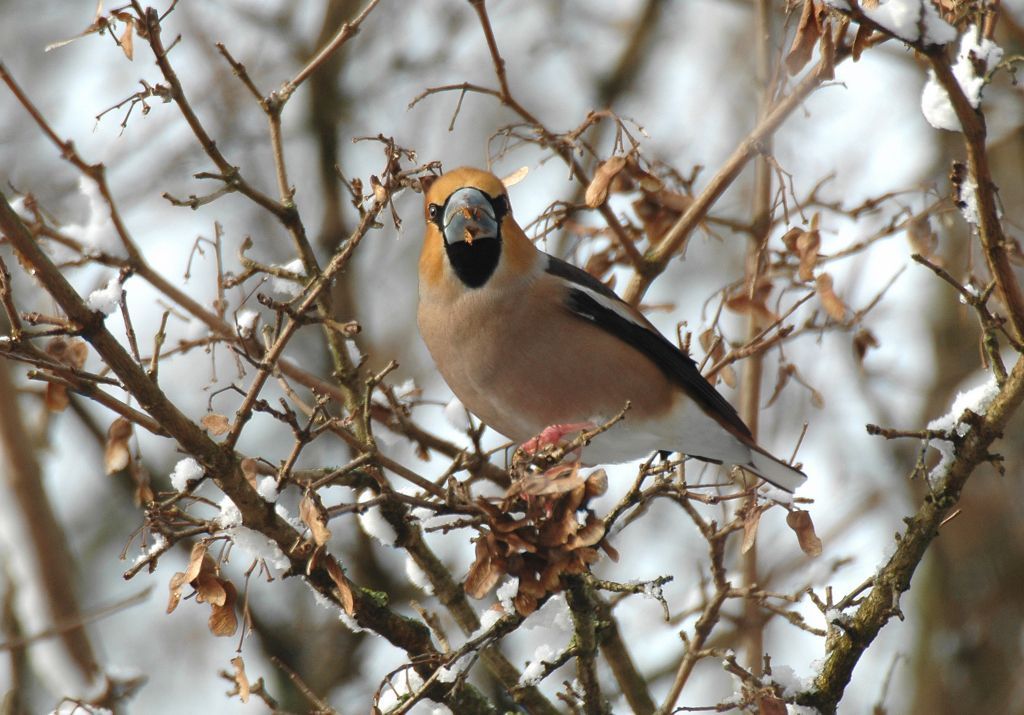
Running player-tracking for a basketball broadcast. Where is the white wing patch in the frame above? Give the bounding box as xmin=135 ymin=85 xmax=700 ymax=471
xmin=561 ymin=282 xmax=650 ymax=331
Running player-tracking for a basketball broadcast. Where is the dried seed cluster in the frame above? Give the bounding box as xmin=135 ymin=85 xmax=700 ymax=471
xmin=465 ymin=464 xmax=616 ymax=615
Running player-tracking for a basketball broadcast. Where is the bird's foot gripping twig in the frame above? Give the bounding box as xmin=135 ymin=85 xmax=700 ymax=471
xmin=520 ymin=422 xmax=596 ymax=456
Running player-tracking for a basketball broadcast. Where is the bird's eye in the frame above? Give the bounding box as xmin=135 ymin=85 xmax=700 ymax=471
xmin=427 ymin=203 xmax=442 ymax=222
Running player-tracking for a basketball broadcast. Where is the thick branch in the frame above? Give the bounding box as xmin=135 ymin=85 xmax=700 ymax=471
xmin=800 ymin=355 xmax=1024 ymax=713
xmin=0 ymin=360 xmax=101 ymax=689
xmin=925 ymin=48 xmax=1024 ymax=341
xmin=565 ymin=575 xmax=609 ymax=715
xmin=594 ymin=593 xmax=656 ymax=715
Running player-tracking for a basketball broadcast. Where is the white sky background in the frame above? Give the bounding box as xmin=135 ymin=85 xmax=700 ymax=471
xmin=1 ymin=0 xmax=1022 ymax=713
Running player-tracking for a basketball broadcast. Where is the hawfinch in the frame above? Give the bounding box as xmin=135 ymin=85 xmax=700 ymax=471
xmin=417 ymin=167 xmax=806 ymax=492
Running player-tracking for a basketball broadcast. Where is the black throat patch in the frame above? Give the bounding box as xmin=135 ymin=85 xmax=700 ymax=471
xmin=445 ymin=237 xmax=501 ymax=288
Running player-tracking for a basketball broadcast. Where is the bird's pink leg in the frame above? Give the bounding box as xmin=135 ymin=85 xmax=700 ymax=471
xmin=521 ymin=422 xmax=595 ymax=455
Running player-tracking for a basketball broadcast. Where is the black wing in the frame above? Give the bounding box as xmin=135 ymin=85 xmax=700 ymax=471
xmin=546 ymin=255 xmax=621 ymax=301
xmin=548 ymin=256 xmax=752 ymax=440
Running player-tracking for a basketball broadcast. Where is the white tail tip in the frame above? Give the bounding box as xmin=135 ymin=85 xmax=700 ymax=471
xmin=745 ymin=448 xmax=807 ymax=493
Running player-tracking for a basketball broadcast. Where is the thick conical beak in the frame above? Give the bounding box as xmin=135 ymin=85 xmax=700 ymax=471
xmin=443 ymin=188 xmax=499 ymax=246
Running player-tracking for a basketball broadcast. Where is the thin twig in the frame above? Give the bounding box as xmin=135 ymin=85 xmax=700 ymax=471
xmin=280 ymin=0 xmax=382 ymax=101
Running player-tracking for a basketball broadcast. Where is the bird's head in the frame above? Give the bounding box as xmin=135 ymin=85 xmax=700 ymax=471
xmin=420 ymin=167 xmax=535 ymax=290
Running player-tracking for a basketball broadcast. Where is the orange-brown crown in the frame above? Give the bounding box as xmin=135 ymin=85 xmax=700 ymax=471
xmin=420 ymin=167 xmax=537 ymax=288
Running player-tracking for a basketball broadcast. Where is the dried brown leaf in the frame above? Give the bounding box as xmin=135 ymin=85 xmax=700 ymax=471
xmin=769 ymin=362 xmax=825 ymax=409
xmin=699 ymin=328 xmax=725 ymax=364
xmin=796 ymin=217 xmax=821 ymax=282
xmin=719 ymin=364 xmax=737 ymax=389
xmin=617 ymin=156 xmax=657 ymax=193
xmin=540 ymin=504 xmax=583 ymax=548
xmin=67 ymin=340 xmax=89 ymax=369
xmin=501 ymin=166 xmax=529 ymax=188
xmin=104 ymin=417 xmax=132 ymax=474
xmin=700 ymin=328 xmax=737 ymax=387
xmin=741 ymin=506 xmax=762 ymax=554
xmin=759 ymin=695 xmax=788 ymax=715
xmin=184 ymin=542 xmax=210 ymax=583
xmin=44 ymin=336 xmax=68 ymax=359
xmin=781 ymin=227 xmax=803 ymax=253
xmin=569 ymin=516 xmax=606 ymax=549
xmin=785 ymin=0 xmax=822 ymax=75
xmin=465 ymin=537 xmax=504 ymax=598
xmin=201 ymin=413 xmax=231 ymax=436
xmin=852 ymin=23 xmax=874 ymax=61
xmin=45 ymin=14 xmax=109 ymax=53
xmin=195 ymin=572 xmax=227 ymax=607
xmin=538 ymin=562 xmax=568 ymax=593
xmin=107 ymin=416 xmax=132 ymax=442
xmin=43 ymin=337 xmax=88 ymax=370
xmin=584 ymin=469 xmax=608 ymax=498
xmin=815 ymin=272 xmax=847 ymax=322
xmin=511 ymin=464 xmax=586 ymax=497
xmin=501 ymin=531 xmax=538 ymax=553
xmin=585 ymin=156 xmax=627 ymax=208
xmin=514 ymin=591 xmax=538 ymax=616
xmin=300 ymin=491 xmax=332 ymax=546
xmin=167 ymin=572 xmax=187 ymax=614
xmin=230 ymin=656 xmax=250 ymax=704
xmin=325 ymin=557 xmax=355 ymax=615
xmin=726 ymin=286 xmax=779 ymax=326
xmin=44 ymin=383 xmax=70 ymax=412
xmin=464 ymin=551 xmax=501 ymax=599
xmin=632 ymin=193 xmax=681 ymax=246
xmin=820 ymin=19 xmax=837 ymax=80
xmin=489 ymin=514 xmax=533 ymax=535
xmin=786 ymin=509 xmax=823 ymax=556
xmin=852 ymin=328 xmax=880 ymax=365
xmin=208 ymin=580 xmax=238 ymax=637
xmin=576 ymin=547 xmax=601 ymax=567
xmin=650 ymin=188 xmax=690 ymax=213
xmin=117 ymin=19 xmax=134 ymax=60
xmin=565 ymin=482 xmax=587 ymax=514
xmin=240 ymin=458 xmax=259 ymax=489
xmin=765 ymin=364 xmax=795 ymax=409
xmin=135 ymin=481 xmax=154 ymax=505
xmin=370 ymin=175 xmax=387 ymax=204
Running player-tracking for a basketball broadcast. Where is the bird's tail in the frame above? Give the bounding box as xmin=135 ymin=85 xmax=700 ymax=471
xmin=744 ymin=445 xmax=807 ymax=493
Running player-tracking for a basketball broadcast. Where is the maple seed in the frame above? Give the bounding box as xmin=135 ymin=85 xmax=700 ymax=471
xmin=300 ymin=491 xmax=332 ymax=546
xmin=43 ymin=337 xmax=89 ymax=412
xmin=785 ymin=0 xmax=823 ymax=75
xmin=184 ymin=542 xmax=209 ymax=582
xmin=104 ymin=417 xmax=133 ymax=474
xmin=815 ymin=272 xmax=848 ymax=322
xmin=230 ymin=656 xmax=250 ymax=704
xmin=585 ymin=155 xmax=627 ymax=208
xmin=501 ymin=166 xmax=529 ymax=188
xmin=201 ymin=413 xmax=231 ymax=436
xmin=167 ymin=542 xmax=240 ymax=636
xmin=741 ymin=505 xmax=763 ymax=554
xmin=786 ymin=509 xmax=823 ymax=557
xmin=325 ymin=557 xmax=355 ymax=615
xmin=208 ymin=581 xmax=238 ymax=637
